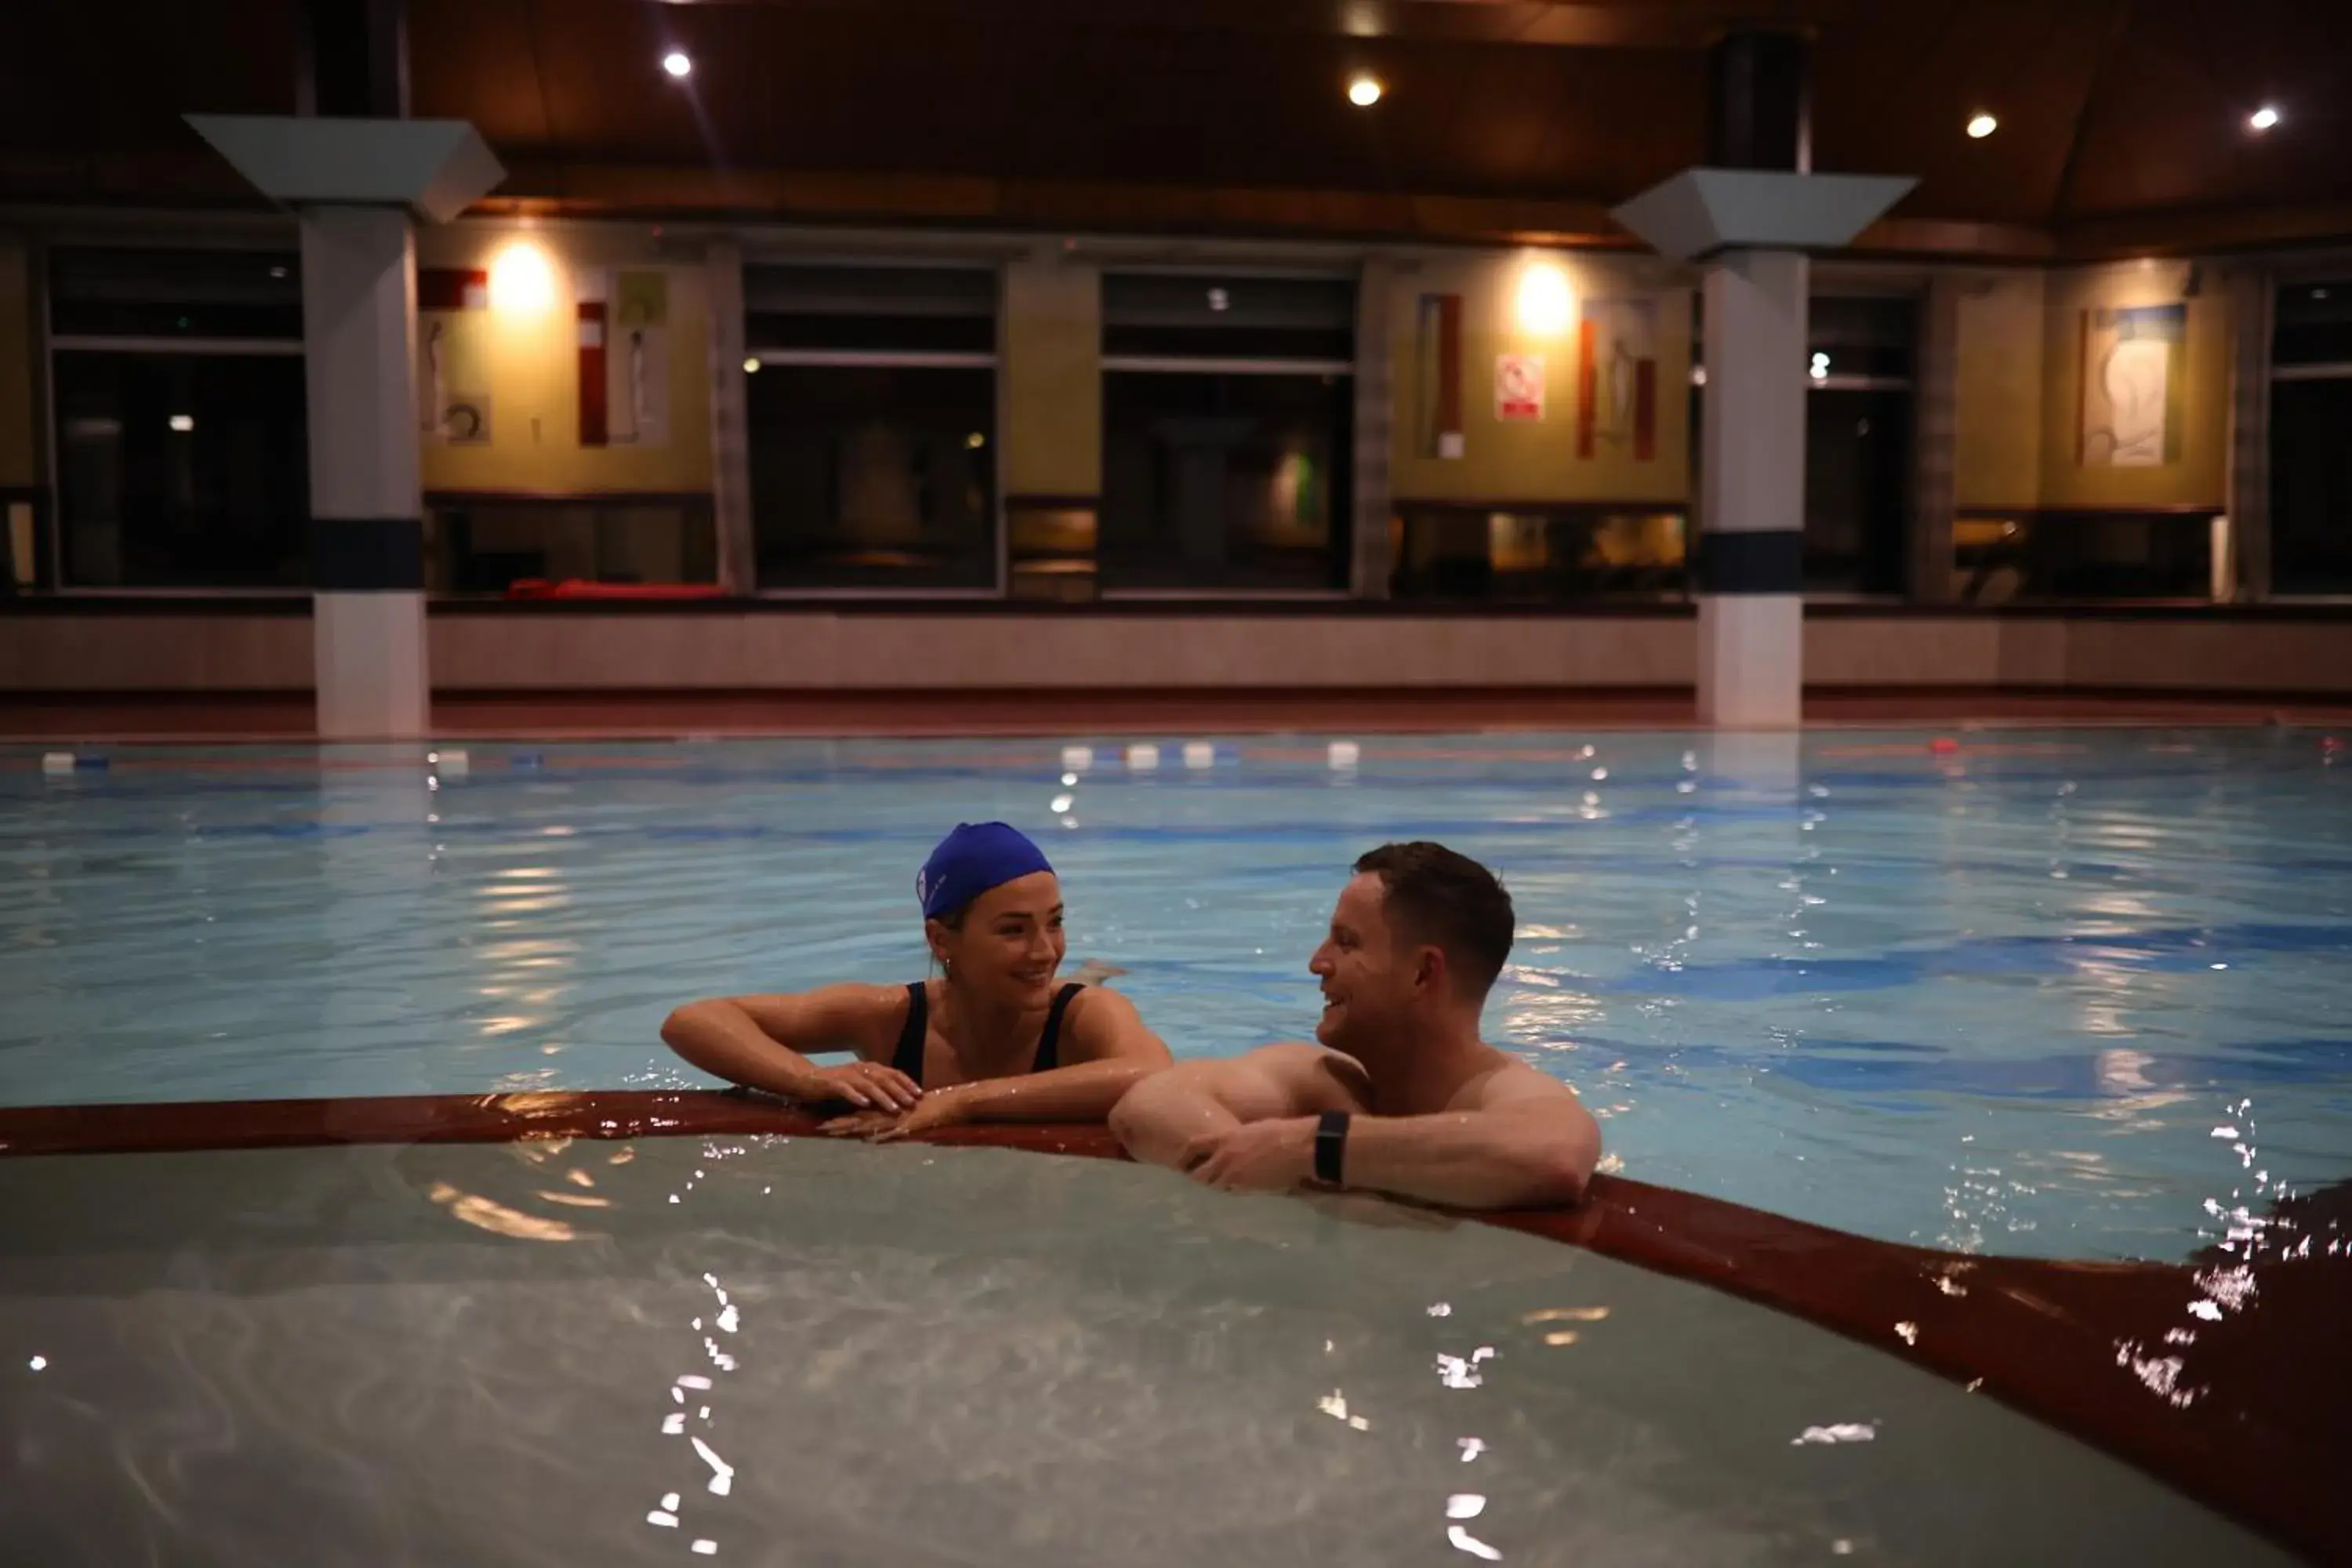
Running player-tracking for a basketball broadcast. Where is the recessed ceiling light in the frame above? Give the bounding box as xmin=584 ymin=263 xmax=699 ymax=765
xmin=1965 ymin=112 xmax=1998 ymax=140
xmin=1348 ymin=74 xmax=1383 ymax=107
xmin=742 ymin=357 xmax=760 ymax=374
xmin=169 ymin=415 xmax=194 ymax=432
xmin=2249 ymin=104 xmax=2280 ymax=132
xmin=662 ymin=50 xmax=692 ymax=79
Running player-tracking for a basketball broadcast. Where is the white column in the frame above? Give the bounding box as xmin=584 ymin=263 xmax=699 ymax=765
xmin=1697 ymin=248 xmax=1807 ymax=729
xmin=301 ymin=205 xmax=428 ymax=740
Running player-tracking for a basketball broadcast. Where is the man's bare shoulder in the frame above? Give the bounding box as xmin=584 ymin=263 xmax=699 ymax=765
xmin=1448 ymin=1047 xmax=1584 ymax=1112
xmin=1196 ymin=1041 xmax=1372 ymax=1112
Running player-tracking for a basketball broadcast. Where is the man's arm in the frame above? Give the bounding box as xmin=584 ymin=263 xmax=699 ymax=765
xmin=1109 ymin=1044 xmax=1363 ymax=1170
xmin=1171 ymin=1058 xmax=1600 ymax=1210
xmin=659 ymin=985 xmax=921 ymax=1109
xmin=1322 ymin=1064 xmax=1600 ymax=1209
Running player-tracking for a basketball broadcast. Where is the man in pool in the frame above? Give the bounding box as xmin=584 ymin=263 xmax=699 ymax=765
xmin=1110 ymin=842 xmax=1601 ymax=1210
xmin=662 ymin=822 xmax=1171 ymax=1139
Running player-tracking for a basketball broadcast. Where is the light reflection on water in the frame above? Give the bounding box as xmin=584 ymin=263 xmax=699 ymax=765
xmin=2 ymin=728 xmax=2348 ymax=1261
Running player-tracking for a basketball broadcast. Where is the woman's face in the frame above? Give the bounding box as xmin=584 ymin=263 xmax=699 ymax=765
xmin=931 ymin=871 xmax=1065 ymax=1007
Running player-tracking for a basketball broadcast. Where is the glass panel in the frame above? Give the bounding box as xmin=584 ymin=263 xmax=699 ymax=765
xmin=1390 ymin=506 xmax=1686 ymax=601
xmin=749 ymin=364 xmax=996 ymax=589
xmin=53 ymin=350 xmax=309 ymax=588
xmin=1806 ymin=296 xmax=1918 ymax=380
xmin=1099 ymin=370 xmax=1351 ymax=590
xmin=1102 ymin=274 xmax=1356 ymax=362
xmin=1955 ymin=511 xmax=2213 ymax=602
xmin=2270 ymin=377 xmax=2352 ymax=593
xmin=745 ymin=264 xmax=996 ymax=355
xmin=49 ymin=247 xmax=303 ymax=340
xmin=426 ymin=495 xmax=717 ymax=595
xmin=1803 ymin=387 xmax=1911 ymax=593
xmin=2271 ymin=282 xmax=2352 ymax=367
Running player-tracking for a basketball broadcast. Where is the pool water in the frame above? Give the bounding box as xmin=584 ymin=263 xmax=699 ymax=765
xmin=3 ymin=729 xmax=2348 ymax=1261
xmin=0 ymin=1135 xmax=2290 ymax=1566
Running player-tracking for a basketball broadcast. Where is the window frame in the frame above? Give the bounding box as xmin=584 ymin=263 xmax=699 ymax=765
xmin=1095 ymin=266 xmax=1360 ymax=601
xmin=742 ymin=259 xmax=1007 ymax=600
xmin=42 ymin=234 xmax=314 ymax=598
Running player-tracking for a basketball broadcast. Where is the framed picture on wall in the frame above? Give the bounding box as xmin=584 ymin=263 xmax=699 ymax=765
xmin=2079 ymin=303 xmax=2185 ymax=468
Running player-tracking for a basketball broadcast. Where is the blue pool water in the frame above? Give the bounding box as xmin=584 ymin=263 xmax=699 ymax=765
xmin=3 ymin=729 xmax=2347 ymax=1262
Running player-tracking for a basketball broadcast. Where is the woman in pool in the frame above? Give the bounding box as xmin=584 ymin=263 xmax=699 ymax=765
xmin=661 ymin=822 xmax=1171 ymax=1140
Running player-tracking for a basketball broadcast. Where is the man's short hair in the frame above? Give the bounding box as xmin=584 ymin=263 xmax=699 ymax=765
xmin=1352 ymin=841 xmax=1514 ymax=999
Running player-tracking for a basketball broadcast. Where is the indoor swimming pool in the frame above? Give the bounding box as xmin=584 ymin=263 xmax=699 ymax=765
xmin=2 ymin=728 xmax=2347 ymax=1562
xmin=4 ymin=729 xmax=2346 ymax=1262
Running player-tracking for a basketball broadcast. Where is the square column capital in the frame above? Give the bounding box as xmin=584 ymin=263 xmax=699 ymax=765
xmin=185 ymin=115 xmax=505 ymax=223
xmin=1611 ymin=168 xmax=1915 ymax=262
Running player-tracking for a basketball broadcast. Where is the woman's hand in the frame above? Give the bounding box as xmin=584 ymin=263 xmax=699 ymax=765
xmin=799 ymin=1061 xmax=923 ymax=1112
xmin=819 ymin=1086 xmax=975 ymax=1142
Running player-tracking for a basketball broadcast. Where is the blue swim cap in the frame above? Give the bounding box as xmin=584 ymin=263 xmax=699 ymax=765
xmin=917 ymin=822 xmax=1054 ymax=920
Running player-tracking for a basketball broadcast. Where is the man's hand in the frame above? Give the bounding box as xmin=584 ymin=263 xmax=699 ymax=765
xmin=1180 ymin=1116 xmax=1318 ymax=1192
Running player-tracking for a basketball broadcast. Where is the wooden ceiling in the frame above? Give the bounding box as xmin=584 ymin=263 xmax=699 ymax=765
xmin=6 ymin=0 xmax=2350 ymax=256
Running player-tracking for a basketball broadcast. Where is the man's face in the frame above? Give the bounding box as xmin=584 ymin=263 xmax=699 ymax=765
xmin=1308 ymin=873 xmax=1417 ymax=1049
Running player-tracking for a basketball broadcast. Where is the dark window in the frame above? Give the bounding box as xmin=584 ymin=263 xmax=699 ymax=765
xmin=49 ymin=247 xmax=303 ymax=341
xmin=53 ymin=351 xmax=310 ymax=588
xmin=2270 ymin=284 xmax=2352 ymax=593
xmin=750 ymin=365 xmax=996 ymax=589
xmin=1101 ymin=371 xmax=1352 ymax=591
xmin=2272 ymin=282 xmax=2352 ymax=368
xmin=746 ymin=263 xmax=997 ymax=356
xmin=2271 ymin=378 xmax=2352 ymax=593
xmin=1953 ymin=510 xmax=2212 ymax=602
xmin=1390 ymin=506 xmax=1686 ymax=601
xmin=1102 ymin=274 xmax=1356 ymax=362
xmin=1099 ymin=273 xmax=1356 ymax=591
xmin=427 ymin=494 xmax=717 ymax=595
xmin=1804 ymin=388 xmax=1911 ymax=593
xmin=1803 ymin=296 xmax=1915 ymax=594
xmin=744 ymin=266 xmax=999 ymax=590
xmin=48 ymin=248 xmax=310 ymax=590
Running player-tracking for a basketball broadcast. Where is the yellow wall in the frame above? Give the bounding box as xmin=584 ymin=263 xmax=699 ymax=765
xmin=1951 ymin=270 xmax=2045 ymax=510
xmin=0 ymin=232 xmax=38 ymax=487
xmin=2037 ymin=260 xmax=2229 ymax=509
xmin=412 ymin=227 xmax=713 ymax=495
xmin=1388 ymin=249 xmax=1690 ymax=505
xmin=1000 ymin=251 xmax=1101 ymax=498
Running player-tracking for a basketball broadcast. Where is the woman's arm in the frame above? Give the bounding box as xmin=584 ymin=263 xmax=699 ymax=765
xmin=659 ymin=985 xmax=922 ymax=1110
xmin=851 ymin=988 xmax=1176 ymax=1138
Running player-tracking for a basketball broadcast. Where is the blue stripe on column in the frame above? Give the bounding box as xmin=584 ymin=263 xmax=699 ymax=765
xmin=1694 ymin=528 xmax=1803 ymax=593
xmin=312 ymin=517 xmax=423 ymax=591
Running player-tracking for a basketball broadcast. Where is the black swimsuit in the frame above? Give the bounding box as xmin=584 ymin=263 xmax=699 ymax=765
xmin=889 ymin=981 xmax=1083 ymax=1087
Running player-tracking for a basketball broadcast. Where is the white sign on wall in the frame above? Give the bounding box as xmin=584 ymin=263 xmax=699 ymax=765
xmin=1495 ymin=354 xmax=1545 ymax=421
